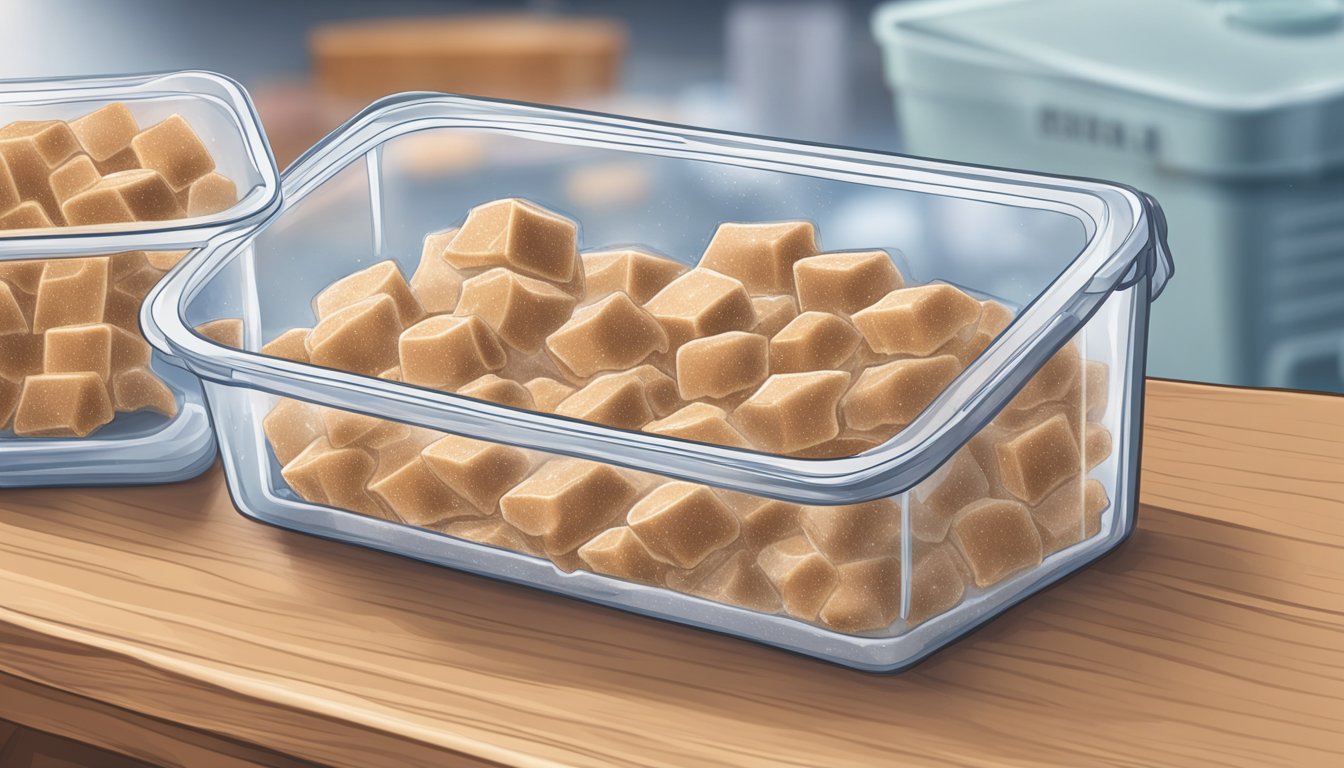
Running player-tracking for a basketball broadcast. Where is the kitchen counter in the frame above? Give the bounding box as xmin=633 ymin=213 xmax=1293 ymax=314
xmin=1 ymin=380 xmax=1340 ymax=768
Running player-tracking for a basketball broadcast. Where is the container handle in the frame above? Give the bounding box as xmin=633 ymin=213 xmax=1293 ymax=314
xmin=1142 ymin=192 xmax=1174 ymax=301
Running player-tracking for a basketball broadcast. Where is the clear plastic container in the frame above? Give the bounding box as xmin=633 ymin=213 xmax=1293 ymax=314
xmin=0 ymin=71 xmax=280 ymax=486
xmin=143 ymin=94 xmax=1170 ymax=671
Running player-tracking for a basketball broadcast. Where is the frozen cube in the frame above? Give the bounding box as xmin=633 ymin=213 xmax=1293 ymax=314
xmin=130 ymin=114 xmax=215 ymax=191
xmin=110 ymin=366 xmax=176 ymax=416
xmin=699 ymin=221 xmax=818 ymax=295
xmin=398 ymin=313 xmax=505 ymax=389
xmin=840 ymin=355 xmax=963 ymax=433
xmin=949 ymin=499 xmax=1044 ymax=588
xmin=910 ymin=448 xmax=990 ymax=542
xmin=686 ymin=550 xmax=782 ymax=613
xmin=524 ymin=377 xmax=576 ymax=412
xmin=443 ymin=198 xmax=581 ymax=286
xmin=578 ymin=526 xmax=669 ymax=585
xmin=768 ymin=311 xmax=861 ymax=374
xmin=314 ymin=260 xmax=424 ymax=328
xmin=757 ymin=535 xmax=839 ymax=621
xmin=369 ymin=455 xmax=476 ymax=527
xmin=409 ymin=228 xmax=463 ymax=313
xmin=457 ymin=373 xmax=535 ymax=409
xmin=555 ymin=370 xmax=656 ymax=430
xmin=643 ymin=268 xmax=757 ymax=350
xmin=12 ymin=372 xmax=114 ymax=437
xmin=627 ymin=482 xmax=740 ymax=569
xmin=1031 ymin=477 xmax=1109 ymax=554
xmin=1005 ymin=342 xmax=1082 ymax=413
xmin=183 ymin=172 xmax=238 ymax=217
xmin=0 ymin=281 xmax=28 ymax=335
xmin=457 ymin=267 xmax=578 ymax=353
xmin=62 ymin=169 xmax=184 ymax=224
xmin=907 ymin=544 xmax=967 ymax=625
xmin=194 ymin=318 xmax=244 ymax=349
xmin=817 ymin=555 xmax=903 ymax=633
xmin=499 ymin=459 xmax=640 ymax=556
xmin=422 ymin=434 xmax=535 ymax=513
xmin=319 ymin=408 xmax=408 ymax=449
xmin=281 ymin=437 xmax=388 ymax=519
xmin=851 ymin=284 xmax=982 ymax=356
xmin=644 ymin=402 xmax=751 ymax=449
xmin=261 ymin=328 xmax=311 ymax=362
xmin=676 ymin=331 xmax=769 ymax=400
xmin=750 ymin=293 xmax=798 ymax=338
xmin=49 ymin=154 xmax=100 ymax=206
xmin=33 ymin=258 xmax=109 ymax=333
xmin=0 ymin=201 xmax=52 ymax=230
xmin=792 ymin=250 xmax=904 ymax=316
xmin=732 ymin=370 xmax=850 ymax=454
xmin=581 ymin=247 xmax=686 ymax=305
xmin=799 ymin=498 xmax=901 ymax=563
xmin=42 ymin=322 xmax=147 ymax=381
xmin=996 ymin=413 xmax=1082 ymax=504
xmin=545 ymin=292 xmax=667 ymax=378
xmin=70 ymin=103 xmax=138 ymax=162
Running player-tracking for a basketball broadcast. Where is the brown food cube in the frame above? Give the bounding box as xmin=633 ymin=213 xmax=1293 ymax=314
xmin=545 ymin=292 xmax=668 ymax=378
xmin=409 ymin=228 xmax=463 ymax=313
xmin=499 ymin=458 xmax=640 ymax=556
xmin=49 ymin=154 xmax=101 ymax=206
xmin=750 ymin=294 xmax=798 ymax=338
xmin=627 ymin=482 xmax=740 ymax=569
xmin=63 ymin=169 xmax=184 ymax=224
xmin=1084 ymin=360 xmax=1109 ymax=421
xmin=369 ymin=454 xmax=476 ymax=527
xmin=319 ymin=408 xmax=408 ymax=449
xmin=910 ymin=448 xmax=990 ymax=542
xmin=675 ymin=331 xmax=768 ymax=400
xmin=194 ymin=318 xmax=244 ymax=349
xmin=0 ymin=281 xmax=28 ymax=334
xmin=263 ymin=398 xmax=327 ymax=465
xmin=768 ymin=311 xmax=861 ymax=374
xmin=699 ymin=221 xmax=819 ymax=295
xmin=577 ymin=526 xmax=669 ymax=585
xmin=1085 ymin=422 xmax=1112 ymax=469
xmin=314 ymin=260 xmax=424 ymax=328
xmin=799 ymin=498 xmax=902 ymax=563
xmin=757 ymin=535 xmax=839 ymax=621
xmin=70 ymin=103 xmax=139 ymax=161
xmin=367 ymin=426 xmax=440 ymax=484
xmin=793 ymin=250 xmax=904 ymax=316
xmin=422 ymin=434 xmax=534 ymax=513
xmin=0 ymin=377 xmax=18 ymax=429
xmin=0 ymin=333 xmax=44 ymax=382
xmin=996 ymin=413 xmax=1082 ymax=504
xmin=0 ymin=150 xmax=20 ymax=213
xmin=686 ymin=550 xmax=782 ymax=613
xmin=110 ymin=366 xmax=176 ymax=416
xmin=130 ymin=114 xmax=215 ymax=191
xmin=581 ymin=248 xmax=687 ymax=304
xmin=721 ymin=493 xmax=802 ymax=549
xmin=0 ymin=201 xmax=52 ymax=230
xmin=33 ymin=258 xmax=109 ymax=333
xmin=0 ymin=121 xmax=80 ymax=222
xmin=144 ymin=250 xmax=187 ymax=271
xmin=261 ymin=328 xmax=311 ymax=362
xmin=1006 ymin=342 xmax=1082 ymax=413
xmin=980 ymin=300 xmax=1015 ymax=335
xmin=281 ymin=437 xmax=388 ymax=519
xmin=398 ymin=313 xmax=506 ymax=389
xmin=817 ymin=555 xmax=903 ymax=633
xmin=116 ymin=263 xmax=165 ymax=303
xmin=644 ymin=402 xmax=751 ymax=449
xmin=443 ymin=198 xmax=580 ymax=286
xmin=12 ymin=372 xmax=114 ymax=437
xmin=948 ymin=499 xmax=1044 ymax=588
xmin=438 ymin=518 xmax=537 ymax=555
xmin=628 ymin=364 xmax=682 ymax=418
xmin=852 ymin=284 xmax=982 ymax=356
xmin=840 ymin=355 xmax=963 ymax=433
xmin=457 ymin=267 xmax=578 ymax=353
xmin=643 ymin=269 xmax=757 ymax=350
xmin=907 ymin=544 xmax=967 ymax=625
xmin=524 ymin=377 xmax=576 ymax=412
xmin=43 ymin=322 xmax=148 ymax=381
xmin=457 ymin=373 xmax=535 ymax=409
xmin=795 ymin=432 xmax=884 ymax=459
xmin=307 ymin=295 xmax=408 ymax=376
xmin=555 ymin=370 xmax=656 ymax=430
xmin=732 ymin=370 xmax=850 ymax=454
xmin=1032 ymin=477 xmax=1109 ymax=554
xmin=184 ymin=172 xmax=238 ymax=217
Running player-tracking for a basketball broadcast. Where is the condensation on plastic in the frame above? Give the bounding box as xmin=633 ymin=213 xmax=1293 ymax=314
xmin=144 ymin=94 xmax=1168 ymax=670
xmin=0 ymin=71 xmax=281 ymax=487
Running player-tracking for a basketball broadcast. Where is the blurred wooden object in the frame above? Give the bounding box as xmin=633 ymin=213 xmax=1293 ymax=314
xmin=310 ymin=15 xmax=625 ymax=105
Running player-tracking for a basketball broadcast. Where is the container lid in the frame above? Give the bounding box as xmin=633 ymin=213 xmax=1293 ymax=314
xmin=874 ymin=0 xmax=1344 ymax=175
xmin=0 ymin=71 xmax=282 ymax=258
xmin=144 ymin=93 xmax=1170 ymax=506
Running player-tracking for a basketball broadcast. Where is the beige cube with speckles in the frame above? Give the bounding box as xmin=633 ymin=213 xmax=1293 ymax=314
xmin=644 ymin=402 xmax=750 ymax=448
xmin=110 ymin=366 xmax=176 ymax=416
xmin=422 ymin=434 xmax=533 ymax=513
xmin=949 ymin=499 xmax=1043 ymax=588
xmin=675 ymin=331 xmax=768 ymax=400
xmin=749 ymin=294 xmax=798 ymax=338
xmin=457 ymin=267 xmax=578 ymax=353
xmin=62 ymin=169 xmax=184 ymax=225
xmin=817 ymin=556 xmax=903 ymax=633
xmin=578 ymin=526 xmax=669 ymax=585
xmin=545 ymin=292 xmax=668 ymax=378
xmin=627 ymin=482 xmax=740 ymax=569
xmin=555 ymin=370 xmax=656 ymax=430
xmin=281 ymin=437 xmax=387 ymax=519
xmin=499 ymin=459 xmax=640 ymax=556
xmin=643 ymin=269 xmax=757 ymax=350
xmin=768 ymin=312 xmax=861 ymax=374
xmin=13 ymin=372 xmax=114 ymax=437
xmin=699 ymin=221 xmax=819 ymax=295
xmin=315 ymin=260 xmax=424 ymax=328
xmin=995 ymin=413 xmax=1081 ymax=505
xmin=581 ymin=248 xmax=686 ymax=305
xmin=33 ymin=258 xmax=108 ymax=334
xmin=130 ymin=115 xmax=215 ymax=192
xmin=524 ymin=377 xmax=575 ymax=412
xmin=443 ymin=198 xmax=581 ymax=287
xmin=369 ymin=454 xmax=476 ymax=527
xmin=799 ymin=499 xmax=901 ymax=563
xmin=757 ymin=535 xmax=838 ymax=621
xmin=398 ymin=313 xmax=505 ymax=389
xmin=184 ymin=172 xmax=238 ymax=217
xmin=852 ymin=284 xmax=982 ymax=357
xmin=792 ymin=250 xmax=904 ymax=316
xmin=731 ymin=370 xmax=850 ymax=455
xmin=840 ymin=355 xmax=963 ymax=433
xmin=409 ymin=228 xmax=463 ymax=313
xmin=457 ymin=373 xmax=535 ymax=409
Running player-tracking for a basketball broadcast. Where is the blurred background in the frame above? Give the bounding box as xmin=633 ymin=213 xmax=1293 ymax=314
xmin=3 ymin=0 xmax=1340 ymax=394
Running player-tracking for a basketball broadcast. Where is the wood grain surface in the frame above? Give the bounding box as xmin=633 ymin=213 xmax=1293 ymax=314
xmin=0 ymin=380 xmax=1340 ymax=768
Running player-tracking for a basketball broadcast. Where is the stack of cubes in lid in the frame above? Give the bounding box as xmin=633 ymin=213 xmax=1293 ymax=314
xmin=0 ymin=104 xmax=237 ymax=438
xmin=255 ymin=194 xmax=1114 ymax=636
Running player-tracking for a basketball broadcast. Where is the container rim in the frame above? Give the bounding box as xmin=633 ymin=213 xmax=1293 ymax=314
xmin=0 ymin=69 xmax=282 ymax=258
xmin=144 ymin=92 xmax=1169 ymax=505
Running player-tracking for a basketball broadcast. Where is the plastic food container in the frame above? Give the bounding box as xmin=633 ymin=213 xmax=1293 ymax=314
xmin=144 ymin=94 xmax=1170 ymax=671
xmin=0 ymin=71 xmax=280 ymax=486
xmin=873 ymin=0 xmax=1344 ymax=392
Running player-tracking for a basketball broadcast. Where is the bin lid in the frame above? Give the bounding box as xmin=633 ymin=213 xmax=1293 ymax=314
xmin=875 ymin=0 xmax=1344 ymax=175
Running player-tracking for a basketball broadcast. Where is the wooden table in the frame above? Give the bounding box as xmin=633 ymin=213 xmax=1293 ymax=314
xmin=1 ymin=380 xmax=1340 ymax=768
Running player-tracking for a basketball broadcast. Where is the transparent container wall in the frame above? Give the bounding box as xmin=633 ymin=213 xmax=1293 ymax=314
xmin=195 ymin=277 xmax=1136 ymax=662
xmin=0 ymin=90 xmax=266 ymax=221
xmin=242 ymin=127 xmax=1089 ymax=343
